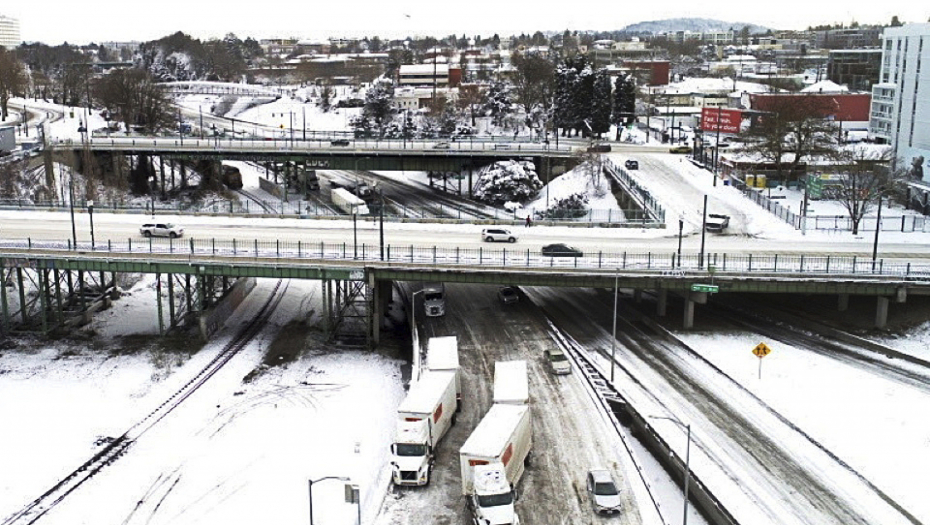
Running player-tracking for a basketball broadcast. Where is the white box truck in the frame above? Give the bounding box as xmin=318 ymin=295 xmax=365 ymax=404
xmin=493 ymin=360 xmax=528 ymax=406
xmin=427 ymin=336 xmax=461 ymax=406
xmin=0 ymin=126 xmax=14 ymax=155
xmin=390 ymin=370 xmax=459 ymax=486
xmin=422 ymin=282 xmax=445 ymax=317
xmin=332 ymin=187 xmax=370 ymax=215
xmin=460 ymin=403 xmax=532 ymax=525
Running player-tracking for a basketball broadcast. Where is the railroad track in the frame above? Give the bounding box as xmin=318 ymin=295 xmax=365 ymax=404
xmin=2 ymin=280 xmax=288 ymax=525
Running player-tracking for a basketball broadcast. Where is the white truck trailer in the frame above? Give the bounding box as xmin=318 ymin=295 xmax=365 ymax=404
xmin=331 ymin=187 xmax=370 ymax=215
xmin=493 ymin=360 xmax=528 ymax=406
xmin=390 ymin=370 xmax=459 ymax=486
xmin=427 ymin=336 xmax=461 ymax=406
xmin=459 ymin=403 xmax=532 ymax=525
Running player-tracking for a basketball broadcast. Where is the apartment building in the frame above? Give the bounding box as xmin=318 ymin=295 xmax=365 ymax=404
xmin=0 ymin=15 xmax=20 ymax=49
xmin=869 ymin=24 xmax=930 ymax=181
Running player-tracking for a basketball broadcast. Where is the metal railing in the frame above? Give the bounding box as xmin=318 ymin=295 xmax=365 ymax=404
xmin=1 ymin=237 xmax=926 ymax=280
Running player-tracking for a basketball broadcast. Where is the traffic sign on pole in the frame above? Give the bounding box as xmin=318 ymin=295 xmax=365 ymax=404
xmin=752 ymin=342 xmax=771 ymax=379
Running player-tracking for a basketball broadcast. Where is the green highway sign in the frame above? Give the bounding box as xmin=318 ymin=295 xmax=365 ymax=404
xmin=691 ymin=284 xmax=719 ymax=293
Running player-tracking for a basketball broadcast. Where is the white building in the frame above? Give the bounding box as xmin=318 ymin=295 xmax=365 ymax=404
xmin=0 ymin=15 xmax=20 ymax=49
xmin=869 ymin=23 xmax=930 ymax=181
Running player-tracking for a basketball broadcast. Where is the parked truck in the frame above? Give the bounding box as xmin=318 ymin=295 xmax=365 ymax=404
xmin=422 ymin=282 xmax=446 ymax=317
xmin=0 ymin=126 xmax=14 ymax=155
xmin=331 ymin=187 xmax=370 ymax=215
xmin=427 ymin=336 xmax=461 ymax=406
xmin=493 ymin=360 xmax=528 ymax=406
xmin=705 ymin=213 xmax=730 ymax=232
xmin=390 ymin=369 xmax=459 ymax=486
xmin=459 ymin=403 xmax=532 ymax=525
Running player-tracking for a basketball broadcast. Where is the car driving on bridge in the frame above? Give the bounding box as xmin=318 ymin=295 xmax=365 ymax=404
xmin=541 ymin=243 xmax=583 ymax=257
xmin=140 ymin=223 xmax=184 ymax=238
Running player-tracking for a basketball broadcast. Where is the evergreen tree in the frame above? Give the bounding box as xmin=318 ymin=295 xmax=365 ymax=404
xmin=590 ymin=69 xmax=612 ymax=138
xmin=482 ymin=81 xmax=513 ymax=128
xmin=611 ymin=75 xmax=636 ymax=139
xmin=359 ymin=78 xmax=396 ymax=138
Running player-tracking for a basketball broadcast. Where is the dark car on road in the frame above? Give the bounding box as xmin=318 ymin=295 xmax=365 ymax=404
xmin=497 ymin=286 xmax=519 ymax=305
xmin=330 ymin=139 xmax=351 ymax=146
xmin=541 ymin=243 xmax=584 ymax=257
xmin=624 ymin=159 xmax=639 ymax=170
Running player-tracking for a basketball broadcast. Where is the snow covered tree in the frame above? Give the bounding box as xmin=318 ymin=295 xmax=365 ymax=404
xmin=473 ymin=160 xmax=543 ymax=205
xmin=554 ymin=55 xmax=595 ymax=137
xmin=611 ymin=75 xmax=636 ymax=139
xmin=535 ymin=193 xmax=589 ymax=219
xmin=590 ymin=69 xmax=612 ymax=138
xmin=0 ymin=49 xmax=27 ymax=121
xmin=511 ymin=51 xmax=555 ymax=131
xmin=482 ymin=81 xmax=513 ymax=128
xmin=823 ymin=147 xmax=905 ymax=235
xmin=354 ymin=78 xmax=396 ymax=138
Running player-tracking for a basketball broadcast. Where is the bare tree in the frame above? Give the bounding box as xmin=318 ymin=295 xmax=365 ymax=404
xmin=823 ymin=147 xmax=904 ymax=234
xmin=0 ymin=49 xmax=28 ymax=121
xmin=93 ymin=68 xmax=173 ymax=133
xmin=511 ymin=51 xmax=555 ymax=130
xmin=744 ymin=94 xmax=839 ymax=181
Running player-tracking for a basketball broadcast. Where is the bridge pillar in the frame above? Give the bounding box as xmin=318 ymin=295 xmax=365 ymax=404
xmin=875 ymin=296 xmax=889 ymax=329
xmin=159 ymin=158 xmax=166 ymax=199
xmin=656 ymin=289 xmax=667 ymax=317
xmin=683 ymin=294 xmax=695 ymax=329
xmin=17 ymin=268 xmax=27 ymax=324
xmin=633 ymin=288 xmax=642 ymax=303
xmin=156 ymin=273 xmax=165 ymax=335
xmin=838 ymin=293 xmax=849 ymax=311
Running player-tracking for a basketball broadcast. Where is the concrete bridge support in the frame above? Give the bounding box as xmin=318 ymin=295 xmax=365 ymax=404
xmin=656 ymin=288 xmax=668 ymax=317
xmin=683 ymin=291 xmax=708 ymax=330
xmin=838 ymin=293 xmax=849 ymax=311
xmin=875 ymin=296 xmax=889 ymax=329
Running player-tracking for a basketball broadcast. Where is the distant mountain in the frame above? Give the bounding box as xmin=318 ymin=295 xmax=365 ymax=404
xmin=622 ymin=18 xmax=770 ymax=35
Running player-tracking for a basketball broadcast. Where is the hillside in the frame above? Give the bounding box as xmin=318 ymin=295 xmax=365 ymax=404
xmin=622 ymin=17 xmax=770 ymax=35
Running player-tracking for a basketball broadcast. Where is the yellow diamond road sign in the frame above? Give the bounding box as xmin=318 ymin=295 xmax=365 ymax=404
xmin=752 ymin=342 xmax=772 ymax=358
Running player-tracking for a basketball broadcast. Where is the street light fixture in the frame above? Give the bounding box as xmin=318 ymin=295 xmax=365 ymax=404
xmin=677 ymin=214 xmax=684 ymax=268
xmin=649 ymin=415 xmax=692 ymax=525
xmin=308 ymin=475 xmax=350 ymax=525
xmin=699 ymin=195 xmax=708 ymax=269
xmin=87 ymin=200 xmax=95 ymax=250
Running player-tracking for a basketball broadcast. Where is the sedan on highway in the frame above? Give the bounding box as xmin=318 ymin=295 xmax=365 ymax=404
xmin=541 ymin=243 xmax=583 ymax=257
xmin=140 ymin=223 xmax=184 ymax=238
xmin=497 ymin=286 xmax=519 ymax=305
xmin=586 ymin=469 xmax=622 ymax=514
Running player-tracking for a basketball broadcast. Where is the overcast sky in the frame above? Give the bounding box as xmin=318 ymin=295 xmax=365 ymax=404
xmin=5 ymin=1 xmax=929 ymax=45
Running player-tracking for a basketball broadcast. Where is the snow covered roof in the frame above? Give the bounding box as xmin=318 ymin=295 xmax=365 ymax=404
xmin=400 ymin=64 xmax=450 ymax=75
xmin=397 ymin=370 xmax=456 ymax=415
xmin=427 ymin=337 xmax=459 ymax=371
xmin=493 ymin=361 xmax=528 ymax=405
xmin=460 ymin=404 xmax=529 ymax=457
xmin=801 ymin=80 xmax=848 ymax=94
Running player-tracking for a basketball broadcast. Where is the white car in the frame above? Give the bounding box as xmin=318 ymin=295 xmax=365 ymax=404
xmin=586 ymin=468 xmax=622 ymax=514
xmin=481 ymin=228 xmax=517 ymax=243
xmin=140 ymin=223 xmax=184 ymax=238
xmin=544 ymin=348 xmax=572 ymax=375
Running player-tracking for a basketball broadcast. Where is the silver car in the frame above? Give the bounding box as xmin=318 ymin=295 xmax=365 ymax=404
xmin=481 ymin=228 xmax=517 ymax=243
xmin=586 ymin=468 xmax=622 ymax=514
xmin=544 ymin=348 xmax=572 ymax=375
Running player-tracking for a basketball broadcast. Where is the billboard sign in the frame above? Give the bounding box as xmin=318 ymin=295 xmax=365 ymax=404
xmin=701 ymin=108 xmax=742 ymax=134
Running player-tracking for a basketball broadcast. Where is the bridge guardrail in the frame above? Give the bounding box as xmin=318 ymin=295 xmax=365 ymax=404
xmin=0 ymin=199 xmax=662 ymax=227
xmin=1 ymin=237 xmax=926 ymax=280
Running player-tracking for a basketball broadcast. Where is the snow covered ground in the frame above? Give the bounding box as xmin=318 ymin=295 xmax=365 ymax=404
xmin=4 ymin=81 xmax=930 ymax=524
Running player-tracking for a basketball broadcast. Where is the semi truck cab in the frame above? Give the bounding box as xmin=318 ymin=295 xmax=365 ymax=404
xmin=470 ymin=464 xmax=520 ymax=525
xmin=391 ymin=419 xmax=433 ymax=486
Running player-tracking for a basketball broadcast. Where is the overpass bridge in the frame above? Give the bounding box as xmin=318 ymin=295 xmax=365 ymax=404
xmin=1 ymin=238 xmax=926 ymax=344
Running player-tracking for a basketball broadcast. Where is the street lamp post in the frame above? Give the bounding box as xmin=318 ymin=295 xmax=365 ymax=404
xmin=353 ymin=209 xmax=358 ymax=259
xmin=677 ymin=215 xmax=684 ymax=268
xmin=872 ymin=195 xmax=883 ymax=272
xmin=87 ymin=200 xmax=95 ymax=250
xmin=650 ymin=415 xmax=692 ymax=525
xmin=699 ymin=195 xmax=708 ymax=269
xmin=609 ymin=272 xmax=619 ymax=382
xmin=308 ymin=476 xmax=350 ymax=525
xmin=379 ymin=189 xmax=385 ymax=261
xmin=68 ymin=168 xmax=77 ymax=249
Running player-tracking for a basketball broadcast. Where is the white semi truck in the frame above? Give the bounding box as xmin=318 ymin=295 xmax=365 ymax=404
xmin=459 ymin=403 xmax=532 ymax=525
xmin=427 ymin=336 xmax=461 ymax=406
xmin=422 ymin=282 xmax=446 ymax=317
xmin=493 ymin=360 xmax=528 ymax=406
xmin=390 ymin=369 xmax=459 ymax=486
xmin=331 ymin=187 xmax=370 ymax=215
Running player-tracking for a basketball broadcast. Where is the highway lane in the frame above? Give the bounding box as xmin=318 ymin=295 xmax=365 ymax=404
xmin=3 ymin=211 xmax=930 ymax=260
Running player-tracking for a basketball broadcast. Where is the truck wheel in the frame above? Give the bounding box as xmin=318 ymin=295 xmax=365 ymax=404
xmin=485 ymin=236 xmax=494 ymax=242
xmin=451 ymin=413 xmax=458 ymax=426
xmin=508 ymin=237 xmax=516 ymax=243
xmin=143 ymin=231 xmax=151 ymax=237
xmin=169 ymin=232 xmax=178 ymax=238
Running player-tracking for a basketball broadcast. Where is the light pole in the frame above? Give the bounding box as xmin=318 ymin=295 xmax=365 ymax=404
xmin=872 ymin=194 xmax=883 ymax=272
xmin=609 ymin=272 xmax=619 ymax=382
xmin=353 ymin=209 xmax=358 ymax=259
xmin=379 ymin=189 xmax=385 ymax=261
xmin=699 ymin=195 xmax=707 ymax=269
xmin=87 ymin=200 xmax=95 ymax=250
xmin=677 ymin=215 xmax=684 ymax=268
xmin=649 ymin=415 xmax=692 ymax=525
xmin=308 ymin=475 xmax=350 ymax=525
xmin=199 ymin=105 xmax=204 ymax=139
xmin=68 ymin=168 xmax=77 ymax=249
